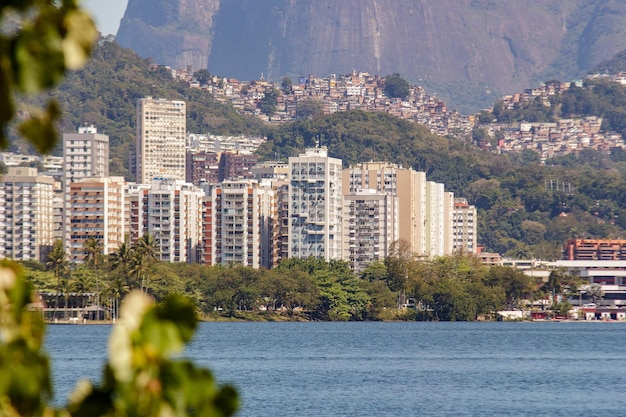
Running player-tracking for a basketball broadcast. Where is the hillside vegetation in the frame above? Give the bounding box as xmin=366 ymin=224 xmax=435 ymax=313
xmin=13 ymin=38 xmax=268 ymax=178
xmin=12 ymin=39 xmax=626 ymax=258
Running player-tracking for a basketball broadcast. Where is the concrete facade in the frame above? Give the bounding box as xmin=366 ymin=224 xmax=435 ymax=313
xmin=67 ymin=176 xmax=125 ymax=263
xmin=0 ymin=167 xmax=55 ymax=262
xmin=136 ymin=98 xmax=186 ymax=183
xmin=289 ymin=148 xmax=343 ymax=261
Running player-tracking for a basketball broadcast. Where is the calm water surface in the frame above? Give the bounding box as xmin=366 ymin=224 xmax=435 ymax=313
xmin=46 ymin=322 xmax=626 ymax=416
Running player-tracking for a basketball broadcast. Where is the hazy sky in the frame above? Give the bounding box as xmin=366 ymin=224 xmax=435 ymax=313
xmin=83 ymin=0 xmax=128 ymax=36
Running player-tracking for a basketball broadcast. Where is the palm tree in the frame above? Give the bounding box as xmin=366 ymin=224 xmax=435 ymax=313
xmin=132 ymin=233 xmax=159 ymax=293
xmin=110 ymin=242 xmax=134 ymax=289
xmin=46 ymin=240 xmax=67 ymax=321
xmin=60 ymin=269 xmax=73 ymax=321
xmin=84 ymin=238 xmax=103 ymax=320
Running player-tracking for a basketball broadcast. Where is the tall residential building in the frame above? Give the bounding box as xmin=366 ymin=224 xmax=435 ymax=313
xmin=425 ymin=181 xmax=454 ymax=257
xmin=67 ymin=176 xmax=125 ymax=263
xmin=203 ymin=179 xmax=276 ymax=268
xmin=342 ymin=189 xmax=398 ymax=272
xmin=129 ymin=178 xmax=203 ymax=263
xmin=63 ymin=125 xmax=109 ymax=183
xmin=62 ymin=125 xmax=110 ymax=251
xmin=0 ymin=168 xmax=55 ymax=262
xmin=136 ymin=97 xmax=186 ymax=183
xmin=289 ymin=148 xmax=343 ymax=261
xmin=274 ymin=181 xmax=290 ymax=265
xmin=219 ymin=152 xmax=258 ymax=181
xmin=343 ymin=162 xmax=427 ymax=255
xmin=186 ymin=151 xmax=220 ymax=185
xmin=452 ymin=198 xmax=477 ymax=254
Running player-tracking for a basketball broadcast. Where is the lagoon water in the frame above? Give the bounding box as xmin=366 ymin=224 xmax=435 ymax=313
xmin=46 ymin=322 xmax=626 ymax=416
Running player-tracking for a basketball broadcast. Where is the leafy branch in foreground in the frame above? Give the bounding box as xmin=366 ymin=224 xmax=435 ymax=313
xmin=0 ymin=0 xmax=97 ymax=153
xmin=0 ymin=262 xmax=239 ymax=417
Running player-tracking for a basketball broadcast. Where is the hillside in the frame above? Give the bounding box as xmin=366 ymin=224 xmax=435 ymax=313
xmin=257 ymin=109 xmax=626 ymax=259
xmin=116 ymin=0 xmax=626 ymax=113
xmin=11 ymin=39 xmax=626 ymax=258
xmin=24 ymin=39 xmax=268 ymax=179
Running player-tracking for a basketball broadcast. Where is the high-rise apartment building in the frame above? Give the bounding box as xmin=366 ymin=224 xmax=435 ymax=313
xmin=342 ymin=189 xmax=398 ymax=272
xmin=343 ymin=162 xmax=427 ymax=255
xmin=136 ymin=98 xmax=186 ymax=183
xmin=62 ymin=125 xmax=110 ymax=252
xmin=186 ymin=151 xmax=220 ymax=185
xmin=67 ymin=176 xmax=125 ymax=263
xmin=129 ymin=178 xmax=203 ymax=263
xmin=202 ymin=179 xmax=276 ymax=268
xmin=425 ymin=181 xmax=454 ymax=257
xmin=63 ymin=125 xmax=109 ymax=183
xmin=0 ymin=167 xmax=55 ymax=262
xmin=452 ymin=198 xmax=477 ymax=254
xmin=219 ymin=152 xmax=258 ymax=181
xmin=289 ymin=148 xmax=343 ymax=261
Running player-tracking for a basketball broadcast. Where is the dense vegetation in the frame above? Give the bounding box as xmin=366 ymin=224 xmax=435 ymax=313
xmin=12 ymin=38 xmax=626 ymax=257
xmin=25 ymin=249 xmax=583 ymax=322
xmin=13 ymin=38 xmax=268 ymax=179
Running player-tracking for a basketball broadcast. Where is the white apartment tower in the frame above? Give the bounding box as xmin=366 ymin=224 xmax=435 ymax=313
xmin=289 ymin=148 xmax=343 ymax=261
xmin=452 ymin=198 xmax=477 ymax=254
xmin=425 ymin=182 xmax=454 ymax=257
xmin=63 ymin=125 xmax=109 ymax=183
xmin=129 ymin=179 xmax=203 ymax=263
xmin=342 ymin=189 xmax=398 ymax=272
xmin=0 ymin=168 xmax=55 ymax=262
xmin=136 ymin=98 xmax=186 ymax=184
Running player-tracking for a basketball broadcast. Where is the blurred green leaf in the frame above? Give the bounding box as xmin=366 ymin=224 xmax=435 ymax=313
xmin=17 ymin=99 xmax=61 ymax=154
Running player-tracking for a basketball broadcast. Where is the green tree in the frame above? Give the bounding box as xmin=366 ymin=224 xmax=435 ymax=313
xmin=84 ymin=237 xmax=104 ymax=319
xmin=296 ymin=98 xmax=324 ymax=119
xmin=587 ymin=283 xmax=604 ymax=305
xmin=383 ymin=73 xmax=410 ymax=99
xmin=46 ymin=240 xmax=67 ymax=320
xmin=132 ymin=233 xmax=159 ymax=294
xmin=281 ymin=76 xmax=293 ymax=94
xmin=110 ymin=242 xmax=134 ymax=291
xmin=487 ymin=266 xmax=534 ymax=309
xmin=259 ymin=88 xmax=279 ymax=116
xmin=384 ymin=239 xmax=415 ymax=301
xmin=193 ymin=68 xmax=211 ymax=85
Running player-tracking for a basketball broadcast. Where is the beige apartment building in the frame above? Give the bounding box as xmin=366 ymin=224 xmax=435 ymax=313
xmin=343 ymin=162 xmax=427 ymax=255
xmin=452 ymin=198 xmax=477 ymax=254
xmin=136 ymin=97 xmax=186 ymax=184
xmin=342 ymin=189 xmax=398 ymax=272
xmin=67 ymin=176 xmax=125 ymax=263
xmin=0 ymin=167 xmax=55 ymax=262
